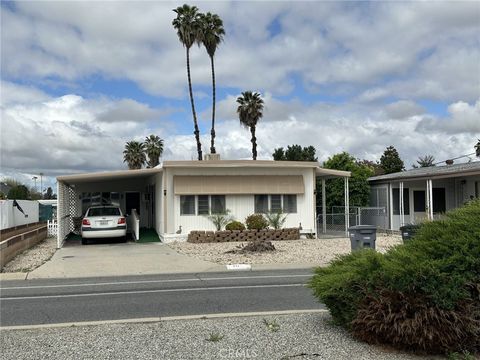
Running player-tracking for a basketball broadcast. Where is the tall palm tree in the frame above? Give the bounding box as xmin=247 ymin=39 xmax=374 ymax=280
xmin=144 ymin=135 xmax=164 ymax=168
xmin=173 ymin=4 xmax=203 ymax=161
xmin=123 ymin=141 xmax=146 ymax=170
xmin=198 ymin=12 xmax=225 ymax=155
xmin=236 ymin=91 xmax=264 ymax=160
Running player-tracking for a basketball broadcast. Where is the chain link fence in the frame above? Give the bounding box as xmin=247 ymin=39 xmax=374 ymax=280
xmin=317 ymin=206 xmax=388 ymax=238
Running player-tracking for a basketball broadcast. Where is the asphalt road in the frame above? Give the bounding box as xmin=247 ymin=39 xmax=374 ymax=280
xmin=0 ymin=269 xmax=323 ymax=327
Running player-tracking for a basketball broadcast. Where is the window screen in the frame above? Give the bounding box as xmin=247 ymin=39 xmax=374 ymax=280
xmin=254 ymin=195 xmax=268 ymax=213
xmin=270 ymin=195 xmax=282 ymax=212
xmin=180 ymin=195 xmax=195 ymax=215
xmin=283 ymin=195 xmax=297 ymax=213
xmin=414 ymin=191 xmax=426 ymax=212
xmin=211 ymin=195 xmax=226 ymax=214
xmin=432 ymin=188 xmax=446 ymax=213
xmin=392 ymin=188 xmax=410 ymax=215
xmin=197 ymin=195 xmax=209 ymax=215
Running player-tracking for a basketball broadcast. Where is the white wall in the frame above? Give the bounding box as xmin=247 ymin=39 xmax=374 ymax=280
xmin=164 ymin=167 xmax=316 ymax=235
xmin=0 ymin=200 xmax=40 ymax=230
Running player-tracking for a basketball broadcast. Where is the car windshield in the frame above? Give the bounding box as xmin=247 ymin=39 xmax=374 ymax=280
xmin=87 ymin=207 xmax=121 ymax=217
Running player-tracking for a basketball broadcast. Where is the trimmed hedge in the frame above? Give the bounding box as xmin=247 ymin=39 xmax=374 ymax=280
xmin=225 ymin=221 xmax=246 ymax=231
xmin=309 ymin=200 xmax=480 ymax=354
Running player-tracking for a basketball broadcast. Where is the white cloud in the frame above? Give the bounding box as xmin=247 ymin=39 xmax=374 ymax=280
xmin=2 ymin=1 xmax=479 ymax=100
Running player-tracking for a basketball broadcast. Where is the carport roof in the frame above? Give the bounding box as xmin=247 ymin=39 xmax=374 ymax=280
xmin=57 ymin=168 xmax=161 ymax=185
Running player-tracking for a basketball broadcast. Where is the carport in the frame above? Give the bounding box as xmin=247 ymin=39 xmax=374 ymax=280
xmin=56 ymin=168 xmax=162 ymax=248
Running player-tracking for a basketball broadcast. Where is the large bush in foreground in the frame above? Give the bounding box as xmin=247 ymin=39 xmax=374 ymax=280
xmin=309 ymin=200 xmax=480 ymax=354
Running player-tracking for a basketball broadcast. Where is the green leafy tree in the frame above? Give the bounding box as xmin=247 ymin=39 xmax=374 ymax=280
xmin=236 ymin=91 xmax=264 ymax=160
xmin=8 ymin=185 xmax=30 ymax=200
xmin=123 ymin=141 xmax=146 ymax=170
xmin=173 ymin=4 xmax=203 ymax=160
xmin=380 ymin=145 xmax=405 ymax=174
xmin=412 ymin=154 xmax=435 ymax=169
xmin=273 ymin=144 xmax=318 ymax=161
xmin=356 ymin=159 xmax=384 ymax=176
xmin=44 ymin=187 xmax=54 ymax=199
xmin=198 ymin=12 xmax=225 ymax=155
xmin=320 ymin=152 xmax=374 ymax=211
xmin=144 ymin=135 xmax=164 ymax=168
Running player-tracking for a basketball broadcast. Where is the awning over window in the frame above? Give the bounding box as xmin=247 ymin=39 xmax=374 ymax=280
xmin=174 ymin=175 xmax=304 ymax=195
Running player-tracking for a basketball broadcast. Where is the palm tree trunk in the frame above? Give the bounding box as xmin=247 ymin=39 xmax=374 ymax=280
xmin=210 ymin=55 xmax=216 ymax=154
xmin=250 ymin=125 xmax=257 ymax=160
xmin=186 ymin=47 xmax=202 ymax=161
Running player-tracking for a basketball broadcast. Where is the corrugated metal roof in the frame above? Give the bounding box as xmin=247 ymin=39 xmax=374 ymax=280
xmin=369 ymin=161 xmax=480 ymax=182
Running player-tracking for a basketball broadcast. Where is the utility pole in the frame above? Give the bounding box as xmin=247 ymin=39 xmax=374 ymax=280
xmin=39 ymin=172 xmax=44 ymax=198
xmin=32 ymin=176 xmax=38 ymax=193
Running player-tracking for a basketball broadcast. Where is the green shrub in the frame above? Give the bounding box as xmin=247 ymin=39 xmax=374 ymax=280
xmin=245 ymin=214 xmax=268 ymax=230
xmin=207 ymin=210 xmax=233 ymax=231
xmin=264 ymin=211 xmax=288 ymax=230
xmin=225 ymin=221 xmax=246 ymax=231
xmin=309 ymin=200 xmax=480 ymax=354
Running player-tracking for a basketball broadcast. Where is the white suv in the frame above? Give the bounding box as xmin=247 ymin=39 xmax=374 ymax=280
xmin=81 ymin=206 xmax=127 ymax=245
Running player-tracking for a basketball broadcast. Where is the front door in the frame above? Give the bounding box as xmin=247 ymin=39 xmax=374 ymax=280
xmin=125 ymin=192 xmax=140 ymax=216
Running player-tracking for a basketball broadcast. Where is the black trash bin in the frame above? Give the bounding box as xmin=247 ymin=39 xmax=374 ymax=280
xmin=399 ymin=224 xmax=420 ymax=242
xmin=348 ymin=225 xmax=377 ymax=251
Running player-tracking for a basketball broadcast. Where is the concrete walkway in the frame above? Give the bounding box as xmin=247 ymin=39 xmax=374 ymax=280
xmin=27 ymin=242 xmax=224 ymax=279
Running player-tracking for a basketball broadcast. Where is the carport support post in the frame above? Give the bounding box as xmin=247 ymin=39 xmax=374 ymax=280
xmin=426 ymin=179 xmax=433 ymax=220
xmin=344 ymin=177 xmax=349 ymax=236
xmin=399 ymin=181 xmax=404 ymax=227
xmin=322 ymin=179 xmax=326 ymax=234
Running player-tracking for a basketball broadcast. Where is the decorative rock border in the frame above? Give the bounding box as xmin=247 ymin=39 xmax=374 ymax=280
xmin=187 ymin=228 xmax=300 ymax=243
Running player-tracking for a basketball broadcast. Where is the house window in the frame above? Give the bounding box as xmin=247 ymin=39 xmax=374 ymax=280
xmin=270 ymin=195 xmax=282 ymax=212
xmin=413 ymin=191 xmax=426 ymax=212
xmin=197 ymin=195 xmax=209 ymax=215
xmin=180 ymin=195 xmax=195 ymax=215
xmin=283 ymin=195 xmax=297 ymax=213
xmin=254 ymin=194 xmax=298 ymax=213
xmin=392 ymin=188 xmax=410 ymax=215
xmin=211 ymin=195 xmax=226 ymax=214
xmin=432 ymin=188 xmax=446 ymax=213
xmin=255 ymin=195 xmax=269 ymax=213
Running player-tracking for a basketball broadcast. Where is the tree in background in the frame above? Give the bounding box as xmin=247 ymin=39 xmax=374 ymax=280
xmin=475 ymin=139 xmax=480 ymax=157
xmin=44 ymin=187 xmax=54 ymax=199
xmin=7 ymin=185 xmax=30 ymax=200
xmin=198 ymin=12 xmax=225 ymax=155
xmin=172 ymin=4 xmax=203 ymax=160
xmin=273 ymin=144 xmax=318 ymax=161
xmin=123 ymin=141 xmax=146 ymax=170
xmin=379 ymin=145 xmax=405 ymax=174
xmin=319 ymin=152 xmax=374 ymax=211
xmin=356 ymin=159 xmax=384 ymax=176
xmin=144 ymin=135 xmax=164 ymax=168
xmin=236 ymin=91 xmax=264 ymax=160
xmin=412 ymin=154 xmax=435 ymax=169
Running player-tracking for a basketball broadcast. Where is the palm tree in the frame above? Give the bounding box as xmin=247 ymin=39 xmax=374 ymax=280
xmin=123 ymin=141 xmax=146 ymax=170
xmin=144 ymin=135 xmax=164 ymax=168
xmin=236 ymin=91 xmax=264 ymax=160
xmin=198 ymin=12 xmax=225 ymax=154
xmin=173 ymin=4 xmax=203 ymax=161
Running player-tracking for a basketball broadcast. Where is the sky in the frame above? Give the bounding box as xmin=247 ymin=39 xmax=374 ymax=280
xmin=1 ymin=0 xmax=479 ymax=191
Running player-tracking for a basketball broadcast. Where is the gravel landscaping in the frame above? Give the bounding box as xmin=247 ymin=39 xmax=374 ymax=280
xmin=168 ymin=234 xmax=403 ymax=266
xmin=1 ymin=237 xmax=57 ymax=273
xmin=1 ymin=312 xmax=436 ymax=360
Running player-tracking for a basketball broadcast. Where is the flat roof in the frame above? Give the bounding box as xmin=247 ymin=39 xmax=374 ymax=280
xmin=369 ymin=161 xmax=480 ymax=182
xmin=57 ymin=160 xmax=351 ymax=184
xmin=57 ymin=168 xmax=161 ymax=184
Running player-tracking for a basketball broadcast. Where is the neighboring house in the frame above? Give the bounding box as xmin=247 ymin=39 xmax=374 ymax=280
xmin=368 ymin=161 xmax=480 ymax=230
xmin=55 ymin=160 xmax=350 ymax=247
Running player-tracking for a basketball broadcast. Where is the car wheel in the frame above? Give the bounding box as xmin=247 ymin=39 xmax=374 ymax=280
xmin=81 ymin=238 xmax=88 ymax=245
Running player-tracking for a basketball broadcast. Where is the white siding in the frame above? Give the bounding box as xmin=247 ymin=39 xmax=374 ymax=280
xmin=164 ymin=167 xmax=315 ymax=235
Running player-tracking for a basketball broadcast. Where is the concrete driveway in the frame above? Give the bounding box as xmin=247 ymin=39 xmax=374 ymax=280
xmin=28 ymin=242 xmax=222 ymax=279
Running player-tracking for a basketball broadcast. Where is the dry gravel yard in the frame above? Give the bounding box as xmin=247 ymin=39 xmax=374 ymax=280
xmin=1 ymin=237 xmax=57 ymax=273
xmin=1 ymin=312 xmax=435 ymax=360
xmin=169 ymin=234 xmax=403 ymax=266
